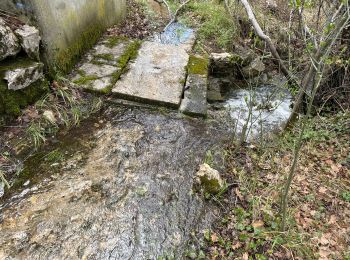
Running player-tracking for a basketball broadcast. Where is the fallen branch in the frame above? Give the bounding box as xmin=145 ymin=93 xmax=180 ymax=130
xmin=240 ymin=0 xmax=300 ymax=88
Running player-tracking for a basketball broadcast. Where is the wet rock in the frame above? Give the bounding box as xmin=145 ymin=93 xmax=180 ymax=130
xmin=4 ymin=62 xmax=44 ymax=90
xmin=180 ymin=74 xmax=207 ymax=117
xmin=12 ymin=232 xmax=30 ymax=251
xmin=195 ymin=163 xmax=224 ymax=194
xmin=207 ymin=77 xmax=236 ymax=103
xmin=0 ymin=18 xmax=21 ymax=61
xmin=209 ymin=52 xmax=236 ymax=77
xmin=0 ymin=108 xmax=231 ymax=259
xmin=15 ymin=25 xmax=41 ymax=60
xmin=242 ymin=58 xmax=266 ymax=78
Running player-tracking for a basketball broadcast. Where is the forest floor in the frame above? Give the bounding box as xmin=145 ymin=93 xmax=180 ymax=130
xmin=191 ymin=112 xmax=350 ymax=259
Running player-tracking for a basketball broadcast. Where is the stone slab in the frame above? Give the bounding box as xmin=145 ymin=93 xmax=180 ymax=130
xmin=70 ymin=38 xmax=131 ymax=93
xmin=180 ymin=74 xmax=208 ymax=117
xmin=2 ymin=61 xmax=44 ymax=90
xmin=112 ymin=40 xmax=191 ymax=108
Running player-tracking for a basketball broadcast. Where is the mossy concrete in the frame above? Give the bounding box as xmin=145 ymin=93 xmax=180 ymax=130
xmin=0 ymin=0 xmax=126 ymax=74
xmin=70 ymin=37 xmax=141 ymax=94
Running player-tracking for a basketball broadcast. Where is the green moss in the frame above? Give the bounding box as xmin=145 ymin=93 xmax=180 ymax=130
xmin=0 ymin=79 xmax=49 ymax=118
xmin=117 ymin=40 xmax=142 ymax=68
xmin=94 ymin=53 xmax=114 ymax=61
xmin=188 ymin=56 xmax=209 ymax=75
xmin=73 ymin=75 xmax=99 ymax=85
xmin=98 ymin=40 xmax=142 ymax=94
xmin=53 ymin=23 xmax=104 ymax=75
xmin=105 ymin=36 xmax=128 ymax=48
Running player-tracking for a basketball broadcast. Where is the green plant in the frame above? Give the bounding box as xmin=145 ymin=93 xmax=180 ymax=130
xmin=341 ymin=191 xmax=350 ymax=202
xmin=26 ymin=123 xmax=46 ymax=149
xmin=181 ymin=1 xmax=237 ymax=50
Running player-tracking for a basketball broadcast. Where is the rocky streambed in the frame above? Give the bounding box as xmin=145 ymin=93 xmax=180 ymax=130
xmin=0 ymin=105 xmax=232 ymax=259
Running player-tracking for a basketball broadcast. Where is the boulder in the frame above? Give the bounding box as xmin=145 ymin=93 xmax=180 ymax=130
xmin=15 ymin=25 xmax=41 ymax=60
xmin=195 ymin=163 xmax=224 ymax=194
xmin=209 ymin=52 xmax=236 ymax=77
xmin=0 ymin=18 xmax=21 ymax=61
xmin=233 ymin=44 xmax=256 ymax=66
xmin=242 ymin=58 xmax=266 ymax=78
xmin=4 ymin=62 xmax=44 ymax=90
xmin=207 ymin=77 xmax=232 ymax=102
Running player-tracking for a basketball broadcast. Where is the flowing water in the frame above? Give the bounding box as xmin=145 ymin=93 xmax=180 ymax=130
xmin=0 ymin=106 xmax=232 ymax=259
xmin=224 ymin=85 xmax=293 ymax=140
xmin=0 ymin=84 xmax=293 ymax=258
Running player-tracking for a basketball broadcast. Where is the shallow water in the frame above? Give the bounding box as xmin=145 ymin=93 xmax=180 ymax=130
xmin=224 ymin=85 xmax=293 ymax=139
xmin=0 ymin=106 xmax=231 ymax=259
xmin=154 ymin=22 xmax=195 ymax=45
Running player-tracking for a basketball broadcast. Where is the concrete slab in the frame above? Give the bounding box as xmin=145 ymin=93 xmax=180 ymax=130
xmin=180 ymin=74 xmax=208 ymax=117
xmin=69 ymin=38 xmax=135 ymax=93
xmin=112 ymin=40 xmax=192 ymax=108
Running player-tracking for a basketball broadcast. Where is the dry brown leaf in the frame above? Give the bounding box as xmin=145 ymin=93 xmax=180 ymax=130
xmin=211 ymin=233 xmax=219 ymax=243
xmin=242 ymin=252 xmax=249 ymax=260
xmin=235 ymin=188 xmax=244 ymax=201
xmin=328 ymin=215 xmax=337 ymax=225
xmin=319 ymin=234 xmax=330 ymax=245
xmin=252 ymin=220 xmax=264 ymax=228
xmin=319 ymin=246 xmax=331 ymax=259
xmin=319 ymin=186 xmax=328 ymax=193
xmin=231 ymin=242 xmax=242 ymax=250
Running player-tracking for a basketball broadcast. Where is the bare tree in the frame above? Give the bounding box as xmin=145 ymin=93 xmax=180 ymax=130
xmin=238 ymin=0 xmax=350 ymax=231
xmin=239 ymin=0 xmax=349 ymax=128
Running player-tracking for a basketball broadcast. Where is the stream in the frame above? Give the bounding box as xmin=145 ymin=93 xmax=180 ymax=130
xmin=0 ymin=83 xmax=292 ymax=259
xmin=0 ymin=105 xmax=232 ymax=259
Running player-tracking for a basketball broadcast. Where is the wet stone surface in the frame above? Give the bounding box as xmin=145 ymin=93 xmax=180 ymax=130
xmin=113 ymin=23 xmax=196 ymax=108
xmin=180 ymin=74 xmax=208 ymax=117
xmin=0 ymin=107 xmax=231 ymax=259
xmin=70 ymin=38 xmax=135 ymax=93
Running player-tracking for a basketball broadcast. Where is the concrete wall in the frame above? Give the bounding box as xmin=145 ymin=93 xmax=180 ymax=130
xmin=0 ymin=0 xmax=126 ymax=73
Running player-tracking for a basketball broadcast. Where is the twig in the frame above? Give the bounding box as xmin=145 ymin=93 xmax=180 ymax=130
xmin=163 ymin=0 xmax=191 ymax=32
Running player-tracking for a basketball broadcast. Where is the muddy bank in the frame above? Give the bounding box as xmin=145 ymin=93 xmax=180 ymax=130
xmin=0 ymin=105 xmax=232 ymax=259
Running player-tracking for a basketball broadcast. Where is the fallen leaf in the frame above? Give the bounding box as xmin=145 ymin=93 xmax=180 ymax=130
xmin=319 ymin=187 xmax=327 ymax=193
xmin=252 ymin=220 xmax=264 ymax=228
xmin=328 ymin=215 xmax=337 ymax=225
xmin=231 ymin=242 xmax=242 ymax=250
xmin=235 ymin=188 xmax=244 ymax=201
xmin=242 ymin=252 xmax=249 ymax=260
xmin=319 ymin=234 xmax=330 ymax=245
xmin=211 ymin=233 xmax=218 ymax=243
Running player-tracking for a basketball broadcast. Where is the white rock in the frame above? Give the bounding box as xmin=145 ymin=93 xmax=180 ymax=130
xmin=195 ymin=163 xmax=224 ymax=194
xmin=266 ymin=0 xmax=278 ymax=12
xmin=0 ymin=18 xmax=21 ymax=61
xmin=15 ymin=25 xmax=41 ymax=60
xmin=4 ymin=62 xmax=44 ymax=90
xmin=43 ymin=110 xmax=56 ymax=124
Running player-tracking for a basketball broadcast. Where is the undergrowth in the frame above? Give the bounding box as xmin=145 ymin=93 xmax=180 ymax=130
xmin=180 ymin=0 xmax=238 ymax=51
xmin=188 ymin=111 xmax=350 ymax=259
